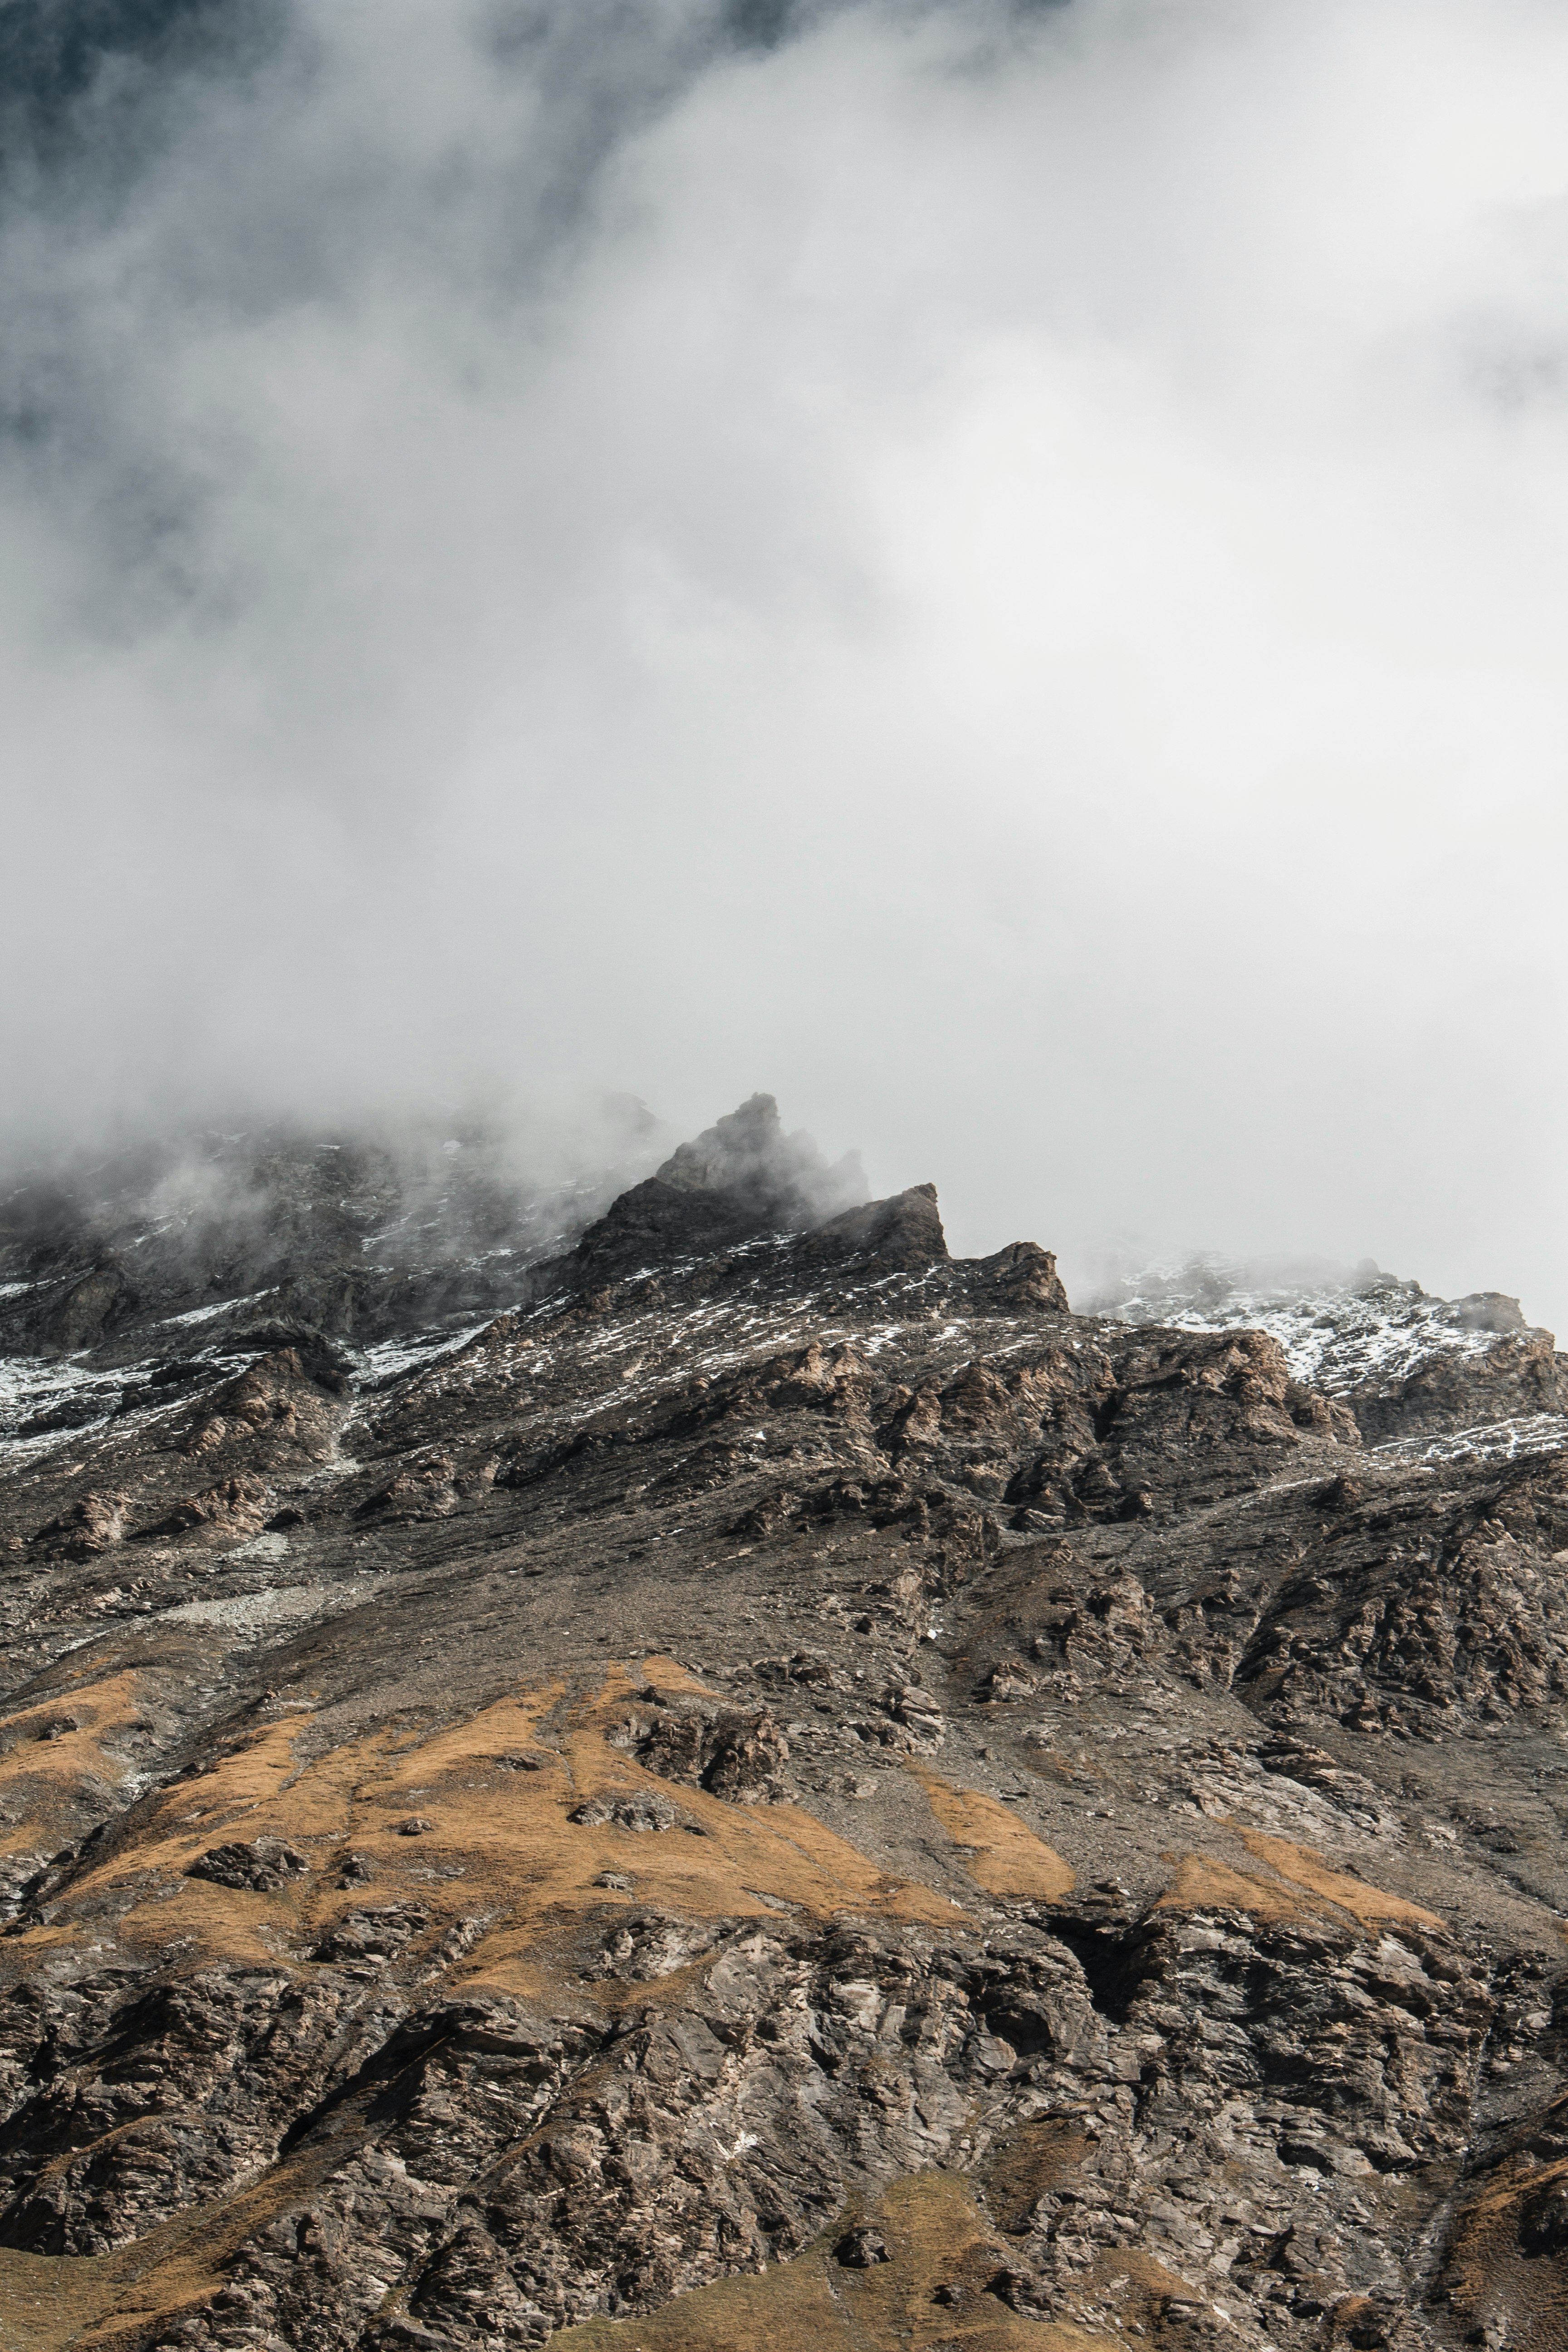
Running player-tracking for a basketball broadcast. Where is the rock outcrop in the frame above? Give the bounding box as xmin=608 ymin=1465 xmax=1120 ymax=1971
xmin=1 ymin=1098 xmax=1567 ymax=2351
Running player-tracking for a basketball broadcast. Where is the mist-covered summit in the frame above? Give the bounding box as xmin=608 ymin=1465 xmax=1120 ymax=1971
xmin=0 ymin=1088 xmax=1068 ymax=1460
xmin=0 ymin=1092 xmax=881 ymax=1368
xmin=0 ymin=1095 xmax=666 ymax=1362
xmin=4 ymin=1086 xmax=1563 ymax=1484
xmin=652 ymin=1092 xmax=865 ymax=1218
xmin=571 ymin=1092 xmax=869 ymax=1283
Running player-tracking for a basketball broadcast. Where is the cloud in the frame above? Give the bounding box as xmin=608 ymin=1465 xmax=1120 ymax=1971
xmin=1 ymin=0 xmax=1566 ymax=1322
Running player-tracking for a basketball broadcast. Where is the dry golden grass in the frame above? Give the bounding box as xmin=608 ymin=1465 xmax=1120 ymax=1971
xmin=1438 ymin=2150 xmax=1568 ymax=2352
xmin=1155 ymin=1832 xmax=1441 ymax=1935
xmin=981 ymin=2120 xmax=1098 ymax=2233
xmin=5 ymin=1662 xmax=962 ymax=1985
xmin=553 ymin=2168 xmax=1114 ymax=2352
xmin=0 ymin=2137 xmax=344 ymax=2352
xmin=1077 ymin=2247 xmax=1212 ymax=2333
xmin=1154 ymin=1852 xmax=1318 ymax=1925
xmin=17 ymin=1705 xmax=367 ymax=1967
xmin=1229 ymin=1827 xmax=1442 ymax=1931
xmin=0 ymin=1671 xmax=147 ymax=1852
xmin=906 ymin=1766 xmax=1075 ymax=1901
xmin=21 ymin=1674 xmax=1454 ymax=2347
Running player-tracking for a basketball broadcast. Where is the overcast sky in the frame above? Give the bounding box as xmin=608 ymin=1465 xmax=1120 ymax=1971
xmin=2 ymin=0 xmax=1566 ymax=1322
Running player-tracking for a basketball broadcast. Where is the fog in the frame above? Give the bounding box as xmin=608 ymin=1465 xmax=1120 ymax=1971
xmin=2 ymin=0 xmax=1566 ymax=1324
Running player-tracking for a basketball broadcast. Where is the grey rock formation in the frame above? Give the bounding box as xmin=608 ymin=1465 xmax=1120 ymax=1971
xmin=0 ymin=1099 xmax=1566 ymax=2352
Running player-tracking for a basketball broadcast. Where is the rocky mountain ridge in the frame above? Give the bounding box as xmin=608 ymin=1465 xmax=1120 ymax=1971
xmin=1 ymin=1097 xmax=1568 ymax=2352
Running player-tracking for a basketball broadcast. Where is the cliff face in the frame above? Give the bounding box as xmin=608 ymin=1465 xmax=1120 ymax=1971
xmin=2 ymin=1100 xmax=1568 ymax=2352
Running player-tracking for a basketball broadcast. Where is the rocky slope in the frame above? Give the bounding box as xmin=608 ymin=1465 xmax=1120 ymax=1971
xmin=2 ymin=1096 xmax=1568 ymax=2352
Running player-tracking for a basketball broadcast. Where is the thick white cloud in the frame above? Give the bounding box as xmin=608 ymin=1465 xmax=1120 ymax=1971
xmin=2 ymin=0 xmax=1566 ymax=1319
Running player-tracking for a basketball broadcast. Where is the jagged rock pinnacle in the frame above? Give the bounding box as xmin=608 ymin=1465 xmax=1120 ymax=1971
xmin=573 ymin=1091 xmax=870 ymax=1280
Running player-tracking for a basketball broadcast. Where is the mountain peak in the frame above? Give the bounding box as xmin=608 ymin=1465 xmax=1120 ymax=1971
xmin=653 ymin=1091 xmax=866 ymax=1220
xmin=573 ymin=1093 xmax=867 ymax=1279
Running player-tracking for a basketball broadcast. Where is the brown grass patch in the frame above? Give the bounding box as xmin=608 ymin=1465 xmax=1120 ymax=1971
xmin=554 ymin=2168 xmax=1112 ymax=2352
xmin=6 ymin=1662 xmax=960 ymax=1982
xmin=1154 ymin=1853 xmax=1317 ymax=1925
xmin=1080 ymin=2247 xmax=1212 ymax=2334
xmin=1230 ymin=1828 xmax=1441 ymax=1931
xmin=1436 ymin=2151 xmax=1568 ymax=2352
xmin=1155 ymin=1833 xmax=1441 ymax=1935
xmin=981 ymin=2119 xmax=1098 ymax=2234
xmin=36 ymin=1709 xmax=367 ymax=1966
xmin=0 ymin=1671 xmax=147 ymax=1845
xmin=907 ymin=1766 xmax=1075 ymax=1901
xmin=0 ymin=2136 xmax=345 ymax=2352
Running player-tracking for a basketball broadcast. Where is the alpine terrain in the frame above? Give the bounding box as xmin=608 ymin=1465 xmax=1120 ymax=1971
xmin=3 ymin=1094 xmax=1568 ymax=2352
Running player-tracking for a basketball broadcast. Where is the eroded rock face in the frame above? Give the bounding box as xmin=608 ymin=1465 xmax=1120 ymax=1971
xmin=186 ymin=1836 xmax=310 ymax=1892
xmin=616 ymin=1697 xmax=790 ymax=1804
xmin=0 ymin=1099 xmax=1567 ymax=2350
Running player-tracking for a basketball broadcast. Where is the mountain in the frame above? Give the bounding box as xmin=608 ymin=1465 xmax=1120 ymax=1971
xmin=2 ymin=1097 xmax=1568 ymax=2352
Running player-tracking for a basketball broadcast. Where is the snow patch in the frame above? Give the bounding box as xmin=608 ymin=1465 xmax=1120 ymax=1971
xmin=159 ymin=1290 xmax=273 ymax=1328
xmin=1099 ymin=1259 xmax=1527 ymax=1398
xmin=351 ymin=1321 xmax=497 ymax=1387
xmin=1378 ymin=1413 xmax=1568 ymax=1467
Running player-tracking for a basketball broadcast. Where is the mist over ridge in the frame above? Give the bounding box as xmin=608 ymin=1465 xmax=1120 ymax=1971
xmin=1 ymin=0 xmax=1565 ymax=1328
